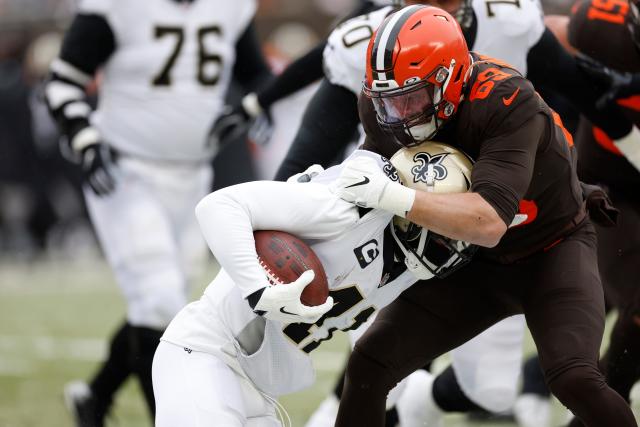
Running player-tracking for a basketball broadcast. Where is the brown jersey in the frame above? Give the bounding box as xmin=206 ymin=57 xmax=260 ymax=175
xmin=361 ymin=53 xmax=583 ymax=263
xmin=569 ymin=0 xmax=640 ymax=195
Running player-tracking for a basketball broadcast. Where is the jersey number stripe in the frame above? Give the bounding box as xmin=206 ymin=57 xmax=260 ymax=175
xmin=152 ymin=25 xmax=223 ymax=87
xmin=283 ymin=285 xmax=376 ymax=353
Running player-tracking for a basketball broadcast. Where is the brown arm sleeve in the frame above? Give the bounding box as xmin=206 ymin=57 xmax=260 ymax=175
xmin=470 ymin=113 xmax=546 ymax=226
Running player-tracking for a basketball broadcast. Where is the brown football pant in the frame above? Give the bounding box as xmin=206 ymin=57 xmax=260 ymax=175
xmin=335 ymin=221 xmax=637 ymax=427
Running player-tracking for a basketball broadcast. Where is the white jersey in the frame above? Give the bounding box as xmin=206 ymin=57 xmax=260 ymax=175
xmin=323 ymin=1 xmax=545 ymax=94
xmin=79 ymin=0 xmax=256 ymax=161
xmin=324 ymin=6 xmax=394 ymax=95
xmin=472 ymin=0 xmax=545 ymax=75
xmin=162 ymin=150 xmax=416 ymax=396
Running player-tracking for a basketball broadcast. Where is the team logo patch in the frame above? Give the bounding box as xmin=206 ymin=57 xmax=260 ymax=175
xmin=382 ymin=157 xmax=400 ymax=182
xmin=411 ymin=152 xmax=449 ymax=183
xmin=354 ymin=239 xmax=380 ymax=268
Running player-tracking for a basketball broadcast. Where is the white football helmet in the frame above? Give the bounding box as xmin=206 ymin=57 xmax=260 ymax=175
xmin=388 ymin=141 xmax=476 ymax=280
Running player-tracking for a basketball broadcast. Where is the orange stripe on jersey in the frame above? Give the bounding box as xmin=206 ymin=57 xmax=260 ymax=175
xmin=592 ymin=126 xmax=623 ymax=155
xmin=552 ymin=111 xmax=574 ymax=147
xmin=617 ymin=95 xmax=640 ymax=111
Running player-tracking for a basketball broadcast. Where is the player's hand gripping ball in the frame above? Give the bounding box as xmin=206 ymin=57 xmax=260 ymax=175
xmin=253 ymin=231 xmax=332 ymax=324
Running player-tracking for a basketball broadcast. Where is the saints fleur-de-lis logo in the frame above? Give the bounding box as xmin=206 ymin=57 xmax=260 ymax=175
xmin=411 ymin=152 xmax=449 ymax=184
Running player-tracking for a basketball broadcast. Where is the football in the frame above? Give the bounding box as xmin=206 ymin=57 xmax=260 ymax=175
xmin=254 ymin=230 xmax=329 ymax=306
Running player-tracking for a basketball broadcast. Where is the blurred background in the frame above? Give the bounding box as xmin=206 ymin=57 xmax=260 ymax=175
xmin=0 ymin=0 xmax=354 ymax=261
xmin=0 ymin=1 xmax=588 ymax=426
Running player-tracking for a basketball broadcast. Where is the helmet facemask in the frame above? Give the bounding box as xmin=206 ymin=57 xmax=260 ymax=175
xmin=364 ymin=62 xmax=457 ymax=147
xmin=391 ymin=217 xmax=477 ymax=280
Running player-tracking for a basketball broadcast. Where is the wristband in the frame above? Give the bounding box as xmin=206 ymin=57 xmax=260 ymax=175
xmin=379 ymin=181 xmax=416 ymax=218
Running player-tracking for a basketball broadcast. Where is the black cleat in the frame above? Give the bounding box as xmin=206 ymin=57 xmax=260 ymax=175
xmin=64 ymin=381 xmax=105 ymax=427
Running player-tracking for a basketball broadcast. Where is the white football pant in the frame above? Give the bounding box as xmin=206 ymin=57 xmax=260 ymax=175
xmin=85 ymin=156 xmax=211 ymax=329
xmin=451 ymin=314 xmax=525 ymax=412
xmin=153 ymin=341 xmax=282 ymax=427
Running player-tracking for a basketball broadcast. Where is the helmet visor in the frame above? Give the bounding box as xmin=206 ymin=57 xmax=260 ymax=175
xmin=369 ymin=83 xmax=436 ymax=125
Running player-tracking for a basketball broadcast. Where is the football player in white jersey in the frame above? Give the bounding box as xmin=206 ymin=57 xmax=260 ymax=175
xmin=44 ymin=0 xmax=271 ymax=425
xmin=152 ymin=144 xmax=476 ymax=427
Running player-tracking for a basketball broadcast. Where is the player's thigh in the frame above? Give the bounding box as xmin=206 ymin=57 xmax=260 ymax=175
xmin=354 ymin=265 xmax=513 ymax=382
xmin=84 ymin=159 xmax=179 ymax=270
xmin=524 ymin=222 xmax=605 ymax=373
xmin=595 ymin=195 xmax=640 ymax=308
xmin=451 ymin=314 xmax=526 ymax=412
xmin=154 ymin=163 xmax=212 ymax=281
xmin=153 ymin=341 xmax=250 ymax=427
xmin=85 ymin=159 xmax=189 ymax=327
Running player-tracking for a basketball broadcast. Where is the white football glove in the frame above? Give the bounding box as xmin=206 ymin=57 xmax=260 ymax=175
xmin=333 ymin=156 xmax=415 ymax=217
xmin=286 ymin=164 xmax=325 ymax=183
xmin=253 ymin=270 xmax=334 ymax=324
xmin=614 ymin=126 xmax=640 ymax=173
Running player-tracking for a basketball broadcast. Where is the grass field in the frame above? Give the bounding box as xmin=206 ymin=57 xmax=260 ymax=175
xmin=0 ymin=257 xmax=634 ymax=427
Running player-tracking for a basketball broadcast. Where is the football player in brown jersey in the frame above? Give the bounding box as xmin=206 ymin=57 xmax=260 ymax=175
xmin=331 ymin=5 xmax=638 ymax=427
xmin=516 ymin=1 xmax=640 ymax=425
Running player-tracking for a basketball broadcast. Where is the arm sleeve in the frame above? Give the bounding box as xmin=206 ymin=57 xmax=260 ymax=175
xmin=526 ymin=27 xmax=632 ymax=139
xmin=256 ymin=42 xmax=327 ymax=109
xmin=195 ymin=181 xmax=357 ymax=298
xmin=44 ymin=13 xmax=115 ymax=144
xmin=273 ymin=78 xmax=360 ymax=181
xmin=232 ymin=20 xmax=273 ymax=92
xmin=470 ymin=113 xmax=545 ymax=225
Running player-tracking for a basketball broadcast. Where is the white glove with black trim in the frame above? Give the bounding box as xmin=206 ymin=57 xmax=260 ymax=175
xmin=209 ymin=93 xmax=273 ymax=150
xmin=333 ymin=156 xmax=415 ymax=217
xmin=614 ymin=126 xmax=640 ymax=173
xmin=70 ymin=126 xmax=117 ymax=197
xmin=248 ymin=270 xmax=334 ymax=324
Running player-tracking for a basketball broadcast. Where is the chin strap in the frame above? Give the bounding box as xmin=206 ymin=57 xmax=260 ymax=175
xmin=390 ymin=222 xmax=435 ymax=280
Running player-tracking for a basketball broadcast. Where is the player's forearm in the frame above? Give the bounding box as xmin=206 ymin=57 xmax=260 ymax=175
xmin=195 ymin=187 xmax=271 ymax=298
xmin=274 ymin=79 xmax=360 ymax=181
xmin=233 ymin=21 xmax=273 ymax=92
xmin=526 ymin=28 xmax=632 ymax=139
xmin=257 ymin=42 xmax=326 ymax=109
xmin=45 ymin=13 xmax=114 ymax=150
xmin=406 ymin=191 xmax=507 ymax=248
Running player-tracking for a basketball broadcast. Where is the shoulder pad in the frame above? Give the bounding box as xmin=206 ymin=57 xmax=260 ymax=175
xmin=466 ymin=61 xmax=540 ymax=134
xmin=323 ymin=6 xmax=393 ymax=95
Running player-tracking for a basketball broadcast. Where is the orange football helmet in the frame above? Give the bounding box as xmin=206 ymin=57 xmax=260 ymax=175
xmin=364 ymin=5 xmax=471 ymax=146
